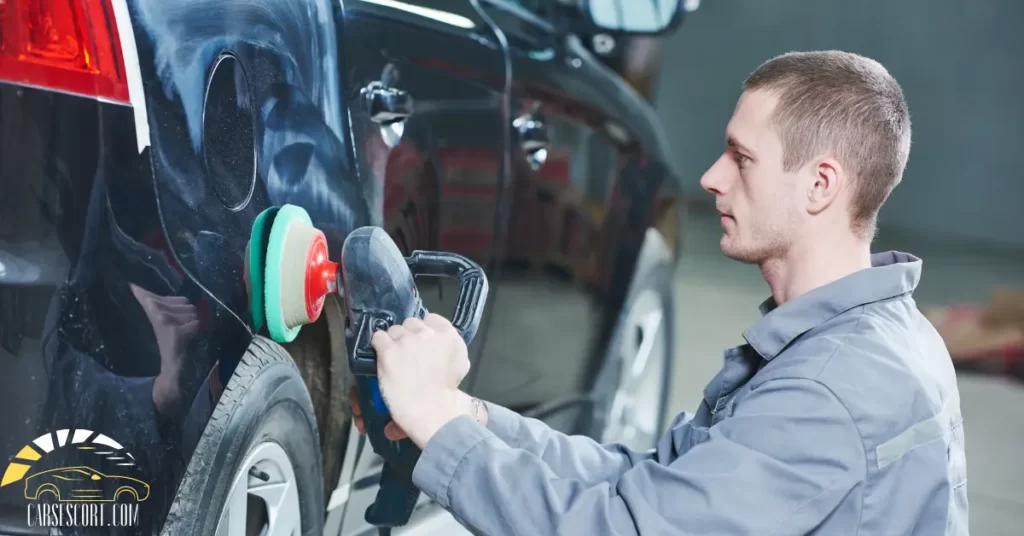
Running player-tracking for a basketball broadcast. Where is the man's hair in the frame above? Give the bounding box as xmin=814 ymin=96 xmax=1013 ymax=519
xmin=744 ymin=50 xmax=912 ymax=239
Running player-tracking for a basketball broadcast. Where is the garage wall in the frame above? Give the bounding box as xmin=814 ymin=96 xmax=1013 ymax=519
xmin=654 ymin=0 xmax=1024 ymax=250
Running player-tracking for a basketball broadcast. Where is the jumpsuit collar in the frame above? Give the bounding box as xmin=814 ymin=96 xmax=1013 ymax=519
xmin=701 ymin=251 xmax=923 ymax=409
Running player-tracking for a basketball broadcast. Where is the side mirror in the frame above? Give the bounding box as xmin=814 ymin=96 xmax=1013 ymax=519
xmin=579 ymin=0 xmax=688 ymax=35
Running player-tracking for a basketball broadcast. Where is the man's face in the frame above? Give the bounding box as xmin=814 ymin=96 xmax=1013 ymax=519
xmin=700 ymin=90 xmax=804 ymax=264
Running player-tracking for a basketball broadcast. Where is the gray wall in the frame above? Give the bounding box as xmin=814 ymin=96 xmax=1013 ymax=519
xmin=654 ymin=0 xmax=1024 ymax=250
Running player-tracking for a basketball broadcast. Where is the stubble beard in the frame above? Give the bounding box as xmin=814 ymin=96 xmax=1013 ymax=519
xmin=720 ymin=224 xmax=788 ymax=265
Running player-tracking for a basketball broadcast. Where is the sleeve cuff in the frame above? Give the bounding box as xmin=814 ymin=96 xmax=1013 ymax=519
xmin=412 ymin=415 xmax=493 ymax=509
xmin=483 ymin=401 xmax=523 ymax=447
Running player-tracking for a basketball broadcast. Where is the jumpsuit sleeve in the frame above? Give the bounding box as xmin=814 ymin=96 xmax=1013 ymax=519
xmin=481 ymin=401 xmax=661 ymax=486
xmin=413 ymin=378 xmax=866 ymax=535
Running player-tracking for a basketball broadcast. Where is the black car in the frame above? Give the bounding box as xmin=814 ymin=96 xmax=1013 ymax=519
xmin=0 ymin=0 xmax=689 ymax=534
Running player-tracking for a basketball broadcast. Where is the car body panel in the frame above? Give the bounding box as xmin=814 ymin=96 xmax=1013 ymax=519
xmin=469 ymin=1 xmax=678 ymax=425
xmin=331 ymin=1 xmax=511 ymax=533
xmin=0 ymin=84 xmax=202 ymax=534
xmin=0 ymin=0 xmax=684 ymax=534
xmin=127 ymin=0 xmax=360 ymax=331
xmin=337 ymin=0 xmax=511 ymax=379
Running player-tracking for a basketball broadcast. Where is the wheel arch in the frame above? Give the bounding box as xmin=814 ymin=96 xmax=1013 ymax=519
xmin=114 ymin=486 xmax=140 ymax=502
xmin=32 ymin=483 xmax=60 ymax=501
xmin=583 ymin=223 xmax=677 ymax=443
xmin=161 ymin=336 xmax=324 ymax=536
xmin=278 ymin=293 xmax=353 ymax=499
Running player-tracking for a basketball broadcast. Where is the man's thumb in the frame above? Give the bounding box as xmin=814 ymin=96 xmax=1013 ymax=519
xmin=384 ymin=421 xmax=408 ymax=441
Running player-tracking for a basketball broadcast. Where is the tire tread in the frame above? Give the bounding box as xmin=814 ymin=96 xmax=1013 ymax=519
xmin=161 ymin=336 xmax=315 ymax=536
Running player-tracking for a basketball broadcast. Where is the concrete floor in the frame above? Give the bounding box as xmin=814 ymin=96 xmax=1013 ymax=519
xmin=671 ymin=207 xmax=1024 ymax=535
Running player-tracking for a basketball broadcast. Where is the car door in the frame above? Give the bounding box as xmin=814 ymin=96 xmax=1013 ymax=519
xmin=329 ymin=1 xmax=511 ymax=533
xmin=468 ymin=1 xmax=679 ymax=438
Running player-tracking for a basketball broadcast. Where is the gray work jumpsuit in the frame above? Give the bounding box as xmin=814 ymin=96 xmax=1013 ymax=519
xmin=412 ymin=251 xmax=969 ymax=535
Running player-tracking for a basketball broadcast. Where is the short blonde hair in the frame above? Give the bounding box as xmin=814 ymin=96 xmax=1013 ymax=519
xmin=744 ymin=50 xmax=912 ymax=239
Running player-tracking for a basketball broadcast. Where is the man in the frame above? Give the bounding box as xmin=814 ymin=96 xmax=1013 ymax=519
xmin=355 ymin=50 xmax=969 ymax=535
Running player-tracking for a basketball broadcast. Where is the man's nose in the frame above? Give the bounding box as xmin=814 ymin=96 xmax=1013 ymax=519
xmin=700 ymin=154 xmax=730 ymax=195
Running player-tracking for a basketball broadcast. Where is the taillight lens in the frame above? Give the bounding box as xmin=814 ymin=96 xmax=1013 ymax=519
xmin=0 ymin=0 xmax=130 ymax=104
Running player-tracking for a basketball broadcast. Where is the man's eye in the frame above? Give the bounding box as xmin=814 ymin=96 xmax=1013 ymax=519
xmin=733 ymin=152 xmax=748 ymax=165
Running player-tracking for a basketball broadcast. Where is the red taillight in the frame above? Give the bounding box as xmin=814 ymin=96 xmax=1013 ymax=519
xmin=0 ymin=0 xmax=130 ymax=104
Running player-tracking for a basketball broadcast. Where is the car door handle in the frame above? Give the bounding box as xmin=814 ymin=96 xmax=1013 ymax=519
xmin=513 ymin=114 xmax=549 ymax=170
xmin=514 ymin=114 xmax=548 ymax=151
xmin=361 ymin=81 xmax=414 ymax=124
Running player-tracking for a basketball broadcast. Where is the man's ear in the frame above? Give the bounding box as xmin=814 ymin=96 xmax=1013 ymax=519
xmin=806 ymin=157 xmax=843 ymax=215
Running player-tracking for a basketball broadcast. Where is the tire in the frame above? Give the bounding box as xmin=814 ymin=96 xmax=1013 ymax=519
xmin=279 ymin=293 xmax=353 ymax=498
xmin=161 ymin=336 xmax=325 ymax=536
xmin=582 ymin=231 xmax=675 ymax=451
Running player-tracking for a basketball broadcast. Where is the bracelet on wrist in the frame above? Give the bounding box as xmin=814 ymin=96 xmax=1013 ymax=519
xmin=471 ymin=397 xmax=486 ymax=425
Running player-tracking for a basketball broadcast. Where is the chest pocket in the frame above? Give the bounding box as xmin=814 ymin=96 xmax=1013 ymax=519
xmin=710 ymin=390 xmax=743 ymax=427
xmin=671 ymin=402 xmax=713 ymax=455
xmin=673 ymin=421 xmax=711 ymax=455
xmin=672 ymin=393 xmax=740 ymax=456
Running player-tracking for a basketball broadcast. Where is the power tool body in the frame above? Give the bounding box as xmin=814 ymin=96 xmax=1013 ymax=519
xmin=245 ymin=204 xmax=489 ymax=534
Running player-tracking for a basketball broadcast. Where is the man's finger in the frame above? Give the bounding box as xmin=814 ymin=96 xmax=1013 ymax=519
xmin=165 ymin=308 xmax=199 ymax=328
xmin=349 ymin=388 xmax=361 ymax=416
xmin=129 ymin=283 xmax=153 ymax=302
xmin=387 ymin=324 xmax=406 ymax=339
xmin=371 ymin=330 xmax=394 ymax=355
xmin=384 ymin=421 xmax=408 ymax=441
xmin=423 ymin=313 xmax=453 ymax=333
xmin=155 ymin=296 xmax=195 ymax=313
xmin=402 ymin=317 xmax=428 ymax=333
xmin=179 ymin=319 xmax=201 ymax=340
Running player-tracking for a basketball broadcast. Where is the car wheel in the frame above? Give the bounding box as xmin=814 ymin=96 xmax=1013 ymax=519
xmin=161 ymin=337 xmax=325 ymax=536
xmin=585 ymin=231 xmax=675 ymax=451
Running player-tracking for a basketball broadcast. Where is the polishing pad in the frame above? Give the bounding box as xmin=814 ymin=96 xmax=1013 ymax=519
xmin=264 ymin=204 xmax=324 ymax=343
xmin=247 ymin=206 xmax=278 ymax=333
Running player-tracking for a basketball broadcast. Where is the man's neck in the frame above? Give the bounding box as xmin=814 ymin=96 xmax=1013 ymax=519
xmin=760 ymin=235 xmax=873 ymax=306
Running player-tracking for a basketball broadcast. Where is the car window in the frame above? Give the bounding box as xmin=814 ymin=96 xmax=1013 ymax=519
xmin=55 ymin=469 xmax=91 ymax=479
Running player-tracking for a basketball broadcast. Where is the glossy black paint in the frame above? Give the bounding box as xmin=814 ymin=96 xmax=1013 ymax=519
xmin=0 ymin=83 xmax=248 ymax=534
xmin=337 ymin=0 xmax=511 ymax=391
xmin=0 ymin=0 xmax=684 ymax=534
xmin=129 ymin=0 xmax=361 ymax=329
xmin=470 ymin=1 xmax=676 ymax=417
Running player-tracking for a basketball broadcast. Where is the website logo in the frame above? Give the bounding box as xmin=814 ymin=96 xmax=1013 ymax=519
xmin=2 ymin=429 xmax=148 ymax=529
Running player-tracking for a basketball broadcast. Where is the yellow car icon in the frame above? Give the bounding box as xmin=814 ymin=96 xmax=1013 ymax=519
xmin=24 ymin=466 xmax=150 ymax=502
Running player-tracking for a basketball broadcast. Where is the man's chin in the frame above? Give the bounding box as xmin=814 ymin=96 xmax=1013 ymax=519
xmin=720 ymin=240 xmax=762 ymax=264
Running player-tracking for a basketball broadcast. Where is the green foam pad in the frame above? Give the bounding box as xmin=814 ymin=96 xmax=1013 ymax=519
xmin=264 ymin=204 xmax=313 ymax=343
xmin=248 ymin=207 xmax=278 ymax=333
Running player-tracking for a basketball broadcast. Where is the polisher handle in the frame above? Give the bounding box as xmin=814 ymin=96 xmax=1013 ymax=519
xmin=344 ymin=247 xmax=489 ymax=533
xmin=355 ymin=375 xmax=422 ymax=530
xmin=406 ymin=250 xmax=489 ymax=344
xmin=351 ymin=251 xmax=488 ymax=415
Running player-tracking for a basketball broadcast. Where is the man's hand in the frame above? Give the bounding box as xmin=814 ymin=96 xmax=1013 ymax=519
xmin=131 ymin=283 xmax=201 ymax=414
xmin=350 ymin=382 xmax=489 ymax=442
xmin=350 ymin=384 xmax=410 ymax=441
xmin=364 ymin=314 xmax=480 ymax=448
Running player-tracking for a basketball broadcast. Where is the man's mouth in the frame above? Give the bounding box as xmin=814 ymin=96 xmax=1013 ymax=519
xmin=717 ymin=210 xmax=734 ymax=231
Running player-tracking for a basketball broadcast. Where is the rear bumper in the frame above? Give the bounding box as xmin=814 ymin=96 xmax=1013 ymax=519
xmin=0 ymin=82 xmax=192 ymax=534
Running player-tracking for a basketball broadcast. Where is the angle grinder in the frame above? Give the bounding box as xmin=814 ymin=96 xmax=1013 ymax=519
xmin=244 ymin=204 xmax=489 ymax=533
